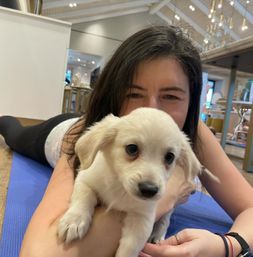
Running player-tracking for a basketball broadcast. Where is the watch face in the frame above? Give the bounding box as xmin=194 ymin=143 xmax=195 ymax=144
xmin=239 ymin=249 xmax=252 ymax=257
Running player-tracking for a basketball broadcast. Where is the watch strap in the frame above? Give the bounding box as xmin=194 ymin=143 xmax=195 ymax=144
xmin=225 ymin=232 xmax=252 ymax=257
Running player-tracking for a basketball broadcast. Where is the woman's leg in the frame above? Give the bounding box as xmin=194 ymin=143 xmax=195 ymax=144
xmin=0 ymin=113 xmax=81 ymax=165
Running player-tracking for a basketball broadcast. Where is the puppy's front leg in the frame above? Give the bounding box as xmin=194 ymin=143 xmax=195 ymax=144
xmin=116 ymin=212 xmax=155 ymax=257
xmin=148 ymin=211 xmax=173 ymax=243
xmin=58 ymin=171 xmax=97 ymax=243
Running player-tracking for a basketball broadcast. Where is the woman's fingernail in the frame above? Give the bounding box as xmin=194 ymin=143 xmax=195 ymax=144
xmin=139 ymin=252 xmax=152 ymax=257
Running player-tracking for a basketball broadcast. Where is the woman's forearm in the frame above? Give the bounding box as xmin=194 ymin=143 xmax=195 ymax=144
xmin=19 ymin=155 xmax=124 ymax=257
xmin=227 ymin=207 xmax=253 ymax=256
xmin=20 ymin=207 xmax=124 ymax=257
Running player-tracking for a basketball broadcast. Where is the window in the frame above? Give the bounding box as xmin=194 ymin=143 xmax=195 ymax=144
xmin=206 ymin=80 xmax=215 ymax=109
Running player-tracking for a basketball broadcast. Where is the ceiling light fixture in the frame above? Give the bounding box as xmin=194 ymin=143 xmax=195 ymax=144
xmin=217 ymin=0 xmax=223 ymax=9
xmin=218 ymin=14 xmax=224 ymax=27
xmin=241 ymin=0 xmax=249 ymax=31
xmin=210 ymin=0 xmax=216 ymax=13
xmin=241 ymin=17 xmax=248 ymax=31
xmin=228 ymin=17 xmax=233 ymax=29
xmin=174 ymin=14 xmax=180 ymax=21
xmin=230 ymin=1 xmax=234 ymax=6
xmin=204 ymin=38 xmax=209 ymax=44
xmin=69 ymin=3 xmax=77 ymax=8
xmin=189 ymin=5 xmax=195 ymax=11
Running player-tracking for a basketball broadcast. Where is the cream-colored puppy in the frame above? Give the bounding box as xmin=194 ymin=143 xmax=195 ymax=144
xmin=58 ymin=107 xmax=202 ymax=257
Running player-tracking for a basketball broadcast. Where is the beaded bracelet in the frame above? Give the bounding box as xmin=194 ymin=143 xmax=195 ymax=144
xmin=215 ymin=233 xmax=229 ymax=257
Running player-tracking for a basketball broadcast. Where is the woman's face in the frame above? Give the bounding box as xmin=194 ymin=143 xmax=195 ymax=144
xmin=120 ymin=58 xmax=190 ymax=129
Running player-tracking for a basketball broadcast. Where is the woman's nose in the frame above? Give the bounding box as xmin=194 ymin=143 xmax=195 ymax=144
xmin=144 ymin=97 xmax=159 ymax=109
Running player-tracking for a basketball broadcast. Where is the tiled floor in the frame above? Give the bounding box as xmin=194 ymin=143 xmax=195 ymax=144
xmin=0 ymin=136 xmax=12 ymax=237
xmin=225 ymin=143 xmax=245 ymax=159
xmin=224 ymin=144 xmax=253 ymax=187
xmin=213 ymin=133 xmax=253 ymax=186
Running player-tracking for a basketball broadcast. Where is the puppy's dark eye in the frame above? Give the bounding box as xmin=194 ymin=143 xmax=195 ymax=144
xmin=165 ymin=152 xmax=175 ymax=165
xmin=125 ymin=144 xmax=139 ymax=157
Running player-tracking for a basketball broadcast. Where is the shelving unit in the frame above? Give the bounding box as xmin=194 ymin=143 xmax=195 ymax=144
xmin=216 ymin=100 xmax=252 ymax=147
xmin=201 ymin=37 xmax=253 ymax=172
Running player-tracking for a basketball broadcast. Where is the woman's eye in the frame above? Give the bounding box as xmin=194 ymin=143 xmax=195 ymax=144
xmin=164 ymin=152 xmax=175 ymax=165
xmin=126 ymin=93 xmax=143 ymax=99
xmin=125 ymin=144 xmax=139 ymax=157
xmin=162 ymin=95 xmax=180 ymax=100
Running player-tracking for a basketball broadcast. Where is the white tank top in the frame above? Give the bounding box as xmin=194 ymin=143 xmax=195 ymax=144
xmin=44 ymin=117 xmax=80 ymax=168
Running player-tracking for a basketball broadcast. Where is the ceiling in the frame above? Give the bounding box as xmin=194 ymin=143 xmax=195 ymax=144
xmin=41 ymin=0 xmax=253 ymax=51
xmin=201 ymin=34 xmax=253 ymax=76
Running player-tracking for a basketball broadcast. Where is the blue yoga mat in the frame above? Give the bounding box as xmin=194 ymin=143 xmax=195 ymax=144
xmin=0 ymin=153 xmax=52 ymax=257
xmin=167 ymin=191 xmax=233 ymax=237
xmin=0 ymin=152 xmax=234 ymax=257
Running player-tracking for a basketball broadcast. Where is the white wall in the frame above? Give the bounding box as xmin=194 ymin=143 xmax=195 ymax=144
xmin=0 ymin=7 xmax=71 ymax=120
xmin=70 ymin=30 xmax=121 ymax=67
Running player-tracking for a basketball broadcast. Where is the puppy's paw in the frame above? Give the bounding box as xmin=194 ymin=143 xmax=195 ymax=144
xmin=57 ymin=209 xmax=91 ymax=244
xmin=148 ymin=234 xmax=162 ymax=244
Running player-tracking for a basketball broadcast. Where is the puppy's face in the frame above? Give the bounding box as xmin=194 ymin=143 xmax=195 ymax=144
xmin=76 ymin=108 xmax=202 ymax=202
xmin=103 ymin=109 xmax=187 ymax=201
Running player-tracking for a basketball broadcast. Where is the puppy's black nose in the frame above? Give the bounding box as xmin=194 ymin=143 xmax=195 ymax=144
xmin=138 ymin=182 xmax=159 ymax=198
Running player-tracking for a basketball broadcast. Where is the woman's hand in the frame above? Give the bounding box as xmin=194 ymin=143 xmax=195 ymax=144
xmin=140 ymin=229 xmax=226 ymax=257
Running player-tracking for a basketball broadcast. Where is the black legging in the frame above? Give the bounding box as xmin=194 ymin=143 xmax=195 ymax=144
xmin=0 ymin=113 xmax=81 ymax=166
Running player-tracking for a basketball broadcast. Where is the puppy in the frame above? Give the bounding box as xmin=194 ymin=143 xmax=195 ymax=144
xmin=57 ymin=107 xmax=202 ymax=257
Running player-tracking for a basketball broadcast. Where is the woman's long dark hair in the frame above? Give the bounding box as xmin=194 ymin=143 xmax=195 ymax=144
xmin=85 ymin=25 xmax=202 ymax=148
xmin=69 ymin=25 xmax=202 ymax=169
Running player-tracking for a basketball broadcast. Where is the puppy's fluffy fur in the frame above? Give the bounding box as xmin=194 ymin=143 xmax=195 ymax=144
xmin=58 ymin=107 xmax=202 ymax=257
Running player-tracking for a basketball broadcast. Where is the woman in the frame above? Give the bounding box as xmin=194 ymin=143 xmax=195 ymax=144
xmin=1 ymin=25 xmax=253 ymax=257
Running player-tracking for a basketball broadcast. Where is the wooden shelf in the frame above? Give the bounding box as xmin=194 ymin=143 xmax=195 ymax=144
xmin=217 ymin=99 xmax=252 ymax=107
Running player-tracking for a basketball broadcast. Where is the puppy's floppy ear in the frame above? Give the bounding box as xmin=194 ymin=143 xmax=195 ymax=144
xmin=176 ymin=138 xmax=219 ymax=183
xmin=75 ymin=114 xmax=120 ymax=169
xmin=176 ymin=139 xmax=202 ymax=181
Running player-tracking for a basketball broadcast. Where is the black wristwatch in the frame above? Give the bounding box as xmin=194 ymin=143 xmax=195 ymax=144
xmin=226 ymin=232 xmax=252 ymax=257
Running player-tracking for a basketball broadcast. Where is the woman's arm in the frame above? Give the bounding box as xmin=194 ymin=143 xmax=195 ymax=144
xmin=142 ymin=121 xmax=253 ymax=257
xmin=19 ymin=157 xmax=192 ymax=257
xmin=197 ymin=120 xmax=253 ymax=254
xmin=19 ymin=154 xmax=123 ymax=257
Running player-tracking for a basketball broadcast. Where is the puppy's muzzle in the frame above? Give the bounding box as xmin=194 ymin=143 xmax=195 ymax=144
xmin=138 ymin=182 xmax=159 ymax=198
